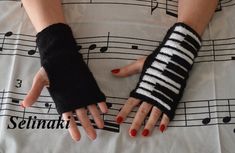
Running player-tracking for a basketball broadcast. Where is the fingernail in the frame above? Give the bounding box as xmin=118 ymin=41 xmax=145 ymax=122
xmin=160 ymin=124 xmax=165 ymax=133
xmin=142 ymin=129 xmax=149 ymax=137
xmin=73 ymin=136 xmax=81 ymax=142
xmin=20 ymin=103 xmax=25 ymax=108
xmin=88 ymin=134 xmax=97 ymax=141
xmin=111 ymin=69 xmax=120 ymax=74
xmin=116 ymin=116 xmax=123 ymax=124
xmin=130 ymin=129 xmax=137 ymax=137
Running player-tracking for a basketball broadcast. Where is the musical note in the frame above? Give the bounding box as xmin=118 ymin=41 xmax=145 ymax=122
xmin=45 ymin=102 xmax=52 ymax=113
xmin=77 ymin=45 xmax=82 ymax=52
xmin=28 ymin=45 xmax=37 ymax=55
xmin=150 ymin=0 xmax=158 ymax=14
xmin=202 ymin=101 xmax=211 ymax=125
xmin=183 ymin=102 xmax=188 ymax=126
xmin=59 ymin=0 xmax=234 ymax=16
xmin=76 ymin=119 xmax=120 ymax=133
xmin=1 ymin=89 xmax=235 ymax=129
xmin=12 ymin=98 xmax=20 ymax=104
xmin=0 ymin=31 xmax=13 ymax=51
xmin=22 ymin=107 xmax=26 ymax=120
xmin=0 ymin=89 xmax=5 ymax=113
xmin=0 ymin=31 xmax=235 ymax=63
xmin=211 ymin=40 xmax=216 ymax=61
xmin=131 ymin=45 xmax=138 ymax=49
xmin=100 ymin=32 xmax=110 ymax=53
xmin=87 ymin=44 xmax=97 ymax=65
xmin=222 ymin=100 xmax=232 ymax=124
xmin=166 ymin=0 xmax=177 ymax=17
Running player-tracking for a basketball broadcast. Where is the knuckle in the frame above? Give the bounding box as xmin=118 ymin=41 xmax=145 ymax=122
xmin=151 ymin=109 xmax=161 ymax=118
xmin=133 ymin=121 xmax=142 ymax=128
xmin=140 ymin=108 xmax=149 ymax=115
xmin=127 ymin=98 xmax=139 ymax=107
xmin=139 ymin=104 xmax=151 ymax=115
xmin=77 ymin=108 xmax=87 ymax=115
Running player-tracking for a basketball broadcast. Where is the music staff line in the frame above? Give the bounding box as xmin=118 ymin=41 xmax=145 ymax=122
xmin=60 ymin=0 xmax=235 ymax=17
xmin=1 ymin=90 xmax=235 ymax=128
xmin=1 ymin=113 xmax=120 ymax=132
xmin=0 ymin=90 xmax=121 ymax=132
xmin=1 ymin=0 xmax=235 ymax=17
xmin=1 ymin=32 xmax=235 ymax=63
xmin=0 ymin=100 xmax=235 ymax=126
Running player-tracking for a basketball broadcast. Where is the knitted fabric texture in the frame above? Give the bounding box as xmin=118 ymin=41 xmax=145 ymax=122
xmin=36 ymin=23 xmax=106 ymax=115
xmin=130 ymin=22 xmax=201 ymax=120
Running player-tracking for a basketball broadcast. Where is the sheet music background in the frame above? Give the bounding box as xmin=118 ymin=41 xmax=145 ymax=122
xmin=0 ymin=0 xmax=235 ymax=153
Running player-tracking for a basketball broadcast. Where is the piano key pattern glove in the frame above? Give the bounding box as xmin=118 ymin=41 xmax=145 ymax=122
xmin=36 ymin=23 xmax=106 ymax=115
xmin=130 ymin=22 xmax=201 ymax=120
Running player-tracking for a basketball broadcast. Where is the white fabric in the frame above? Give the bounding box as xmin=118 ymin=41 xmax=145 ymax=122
xmin=135 ymin=23 xmax=197 ymax=112
xmin=174 ymin=26 xmax=201 ymax=46
xmin=143 ymin=75 xmax=179 ymax=94
xmin=1 ymin=1 xmax=235 ymax=153
xmin=160 ymin=47 xmax=194 ymax=65
xmin=136 ymin=88 xmax=171 ymax=110
xmin=152 ymin=61 xmax=166 ymax=71
xmin=146 ymin=67 xmax=181 ymax=88
xmin=170 ymin=32 xmax=197 ymax=51
xmin=165 ymin=40 xmax=195 ymax=59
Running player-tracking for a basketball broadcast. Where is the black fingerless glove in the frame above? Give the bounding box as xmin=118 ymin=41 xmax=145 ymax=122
xmin=130 ymin=22 xmax=201 ymax=120
xmin=36 ymin=23 xmax=106 ymax=115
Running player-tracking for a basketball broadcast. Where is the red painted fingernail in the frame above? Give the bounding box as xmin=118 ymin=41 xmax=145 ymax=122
xmin=111 ymin=69 xmax=120 ymax=74
xmin=130 ymin=129 xmax=137 ymax=137
xmin=142 ymin=129 xmax=149 ymax=137
xmin=20 ymin=103 xmax=25 ymax=108
xmin=116 ymin=116 xmax=123 ymax=124
xmin=160 ymin=124 xmax=165 ymax=133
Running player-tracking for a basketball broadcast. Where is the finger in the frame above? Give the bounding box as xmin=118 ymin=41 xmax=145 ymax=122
xmin=159 ymin=114 xmax=170 ymax=133
xmin=76 ymin=108 xmax=96 ymax=140
xmin=22 ymin=68 xmax=49 ymax=107
xmin=62 ymin=112 xmax=81 ymax=141
xmin=87 ymin=104 xmax=104 ymax=129
xmin=141 ymin=106 xmax=162 ymax=137
xmin=129 ymin=102 xmax=152 ymax=137
xmin=98 ymin=102 xmax=108 ymax=113
xmin=116 ymin=97 xmax=141 ymax=124
xmin=111 ymin=58 xmax=145 ymax=77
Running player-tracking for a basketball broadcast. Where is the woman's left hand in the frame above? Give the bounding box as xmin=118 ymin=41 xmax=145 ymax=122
xmin=111 ymin=58 xmax=170 ymax=137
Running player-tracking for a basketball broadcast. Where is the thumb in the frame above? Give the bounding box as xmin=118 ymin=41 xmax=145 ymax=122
xmin=22 ymin=67 xmax=49 ymax=107
xmin=111 ymin=57 xmax=146 ymax=77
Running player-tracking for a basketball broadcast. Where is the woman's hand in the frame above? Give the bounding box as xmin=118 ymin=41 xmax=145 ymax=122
xmin=111 ymin=58 xmax=170 ymax=137
xmin=22 ymin=67 xmax=108 ymax=141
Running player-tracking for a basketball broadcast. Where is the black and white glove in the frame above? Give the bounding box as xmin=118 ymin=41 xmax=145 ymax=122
xmin=130 ymin=22 xmax=201 ymax=120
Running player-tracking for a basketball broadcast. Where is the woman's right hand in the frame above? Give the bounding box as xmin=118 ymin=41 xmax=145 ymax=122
xmin=22 ymin=67 xmax=108 ymax=141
